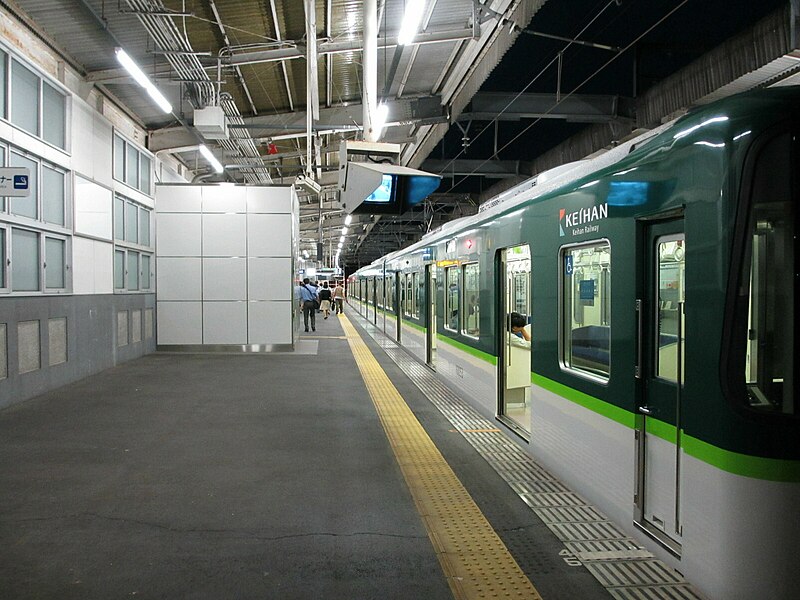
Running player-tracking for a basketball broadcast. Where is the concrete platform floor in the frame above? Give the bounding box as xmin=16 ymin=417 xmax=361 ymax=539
xmin=0 ymin=311 xmax=609 ymax=600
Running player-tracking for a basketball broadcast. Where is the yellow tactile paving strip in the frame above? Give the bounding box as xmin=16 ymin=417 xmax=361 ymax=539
xmin=340 ymin=314 xmax=543 ymax=600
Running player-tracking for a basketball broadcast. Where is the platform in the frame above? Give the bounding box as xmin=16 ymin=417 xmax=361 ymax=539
xmin=0 ymin=308 xmax=700 ymax=599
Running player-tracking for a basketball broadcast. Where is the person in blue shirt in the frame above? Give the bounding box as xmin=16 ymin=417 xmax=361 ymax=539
xmin=298 ymin=277 xmax=318 ymax=332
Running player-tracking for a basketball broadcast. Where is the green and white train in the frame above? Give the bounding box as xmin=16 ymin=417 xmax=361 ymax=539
xmin=349 ymin=87 xmax=800 ymax=600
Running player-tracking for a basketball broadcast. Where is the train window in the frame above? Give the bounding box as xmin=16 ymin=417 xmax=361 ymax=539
xmin=377 ymin=277 xmax=384 ymax=309
xmin=741 ymin=132 xmax=795 ymax=414
xmin=444 ymin=266 xmax=460 ymax=331
xmin=462 ymin=263 xmax=480 ymax=338
xmin=561 ymin=241 xmax=611 ymax=381
xmin=411 ymin=273 xmax=423 ymax=319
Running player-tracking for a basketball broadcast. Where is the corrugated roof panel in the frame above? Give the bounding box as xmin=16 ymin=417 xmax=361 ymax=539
xmin=13 ymin=0 xmax=150 ymax=72
xmin=398 ymin=42 xmax=460 ymax=97
xmin=425 ymin=0 xmax=475 ymax=30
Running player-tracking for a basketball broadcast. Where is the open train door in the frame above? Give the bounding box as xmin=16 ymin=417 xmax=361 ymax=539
xmin=635 ymin=217 xmax=686 ymax=554
xmin=497 ymin=244 xmax=532 ymax=437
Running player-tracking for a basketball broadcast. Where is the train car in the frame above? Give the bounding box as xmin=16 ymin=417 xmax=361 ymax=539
xmin=349 ymin=87 xmax=800 ymax=600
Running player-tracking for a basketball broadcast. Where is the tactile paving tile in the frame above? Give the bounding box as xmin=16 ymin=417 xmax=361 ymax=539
xmin=352 ymin=313 xmax=705 ymax=600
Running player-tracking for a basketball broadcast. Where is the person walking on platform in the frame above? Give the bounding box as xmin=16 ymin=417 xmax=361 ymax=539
xmin=333 ymin=282 xmax=345 ymax=314
xmin=318 ymin=281 xmax=333 ymax=319
xmin=298 ymin=278 xmax=318 ymax=332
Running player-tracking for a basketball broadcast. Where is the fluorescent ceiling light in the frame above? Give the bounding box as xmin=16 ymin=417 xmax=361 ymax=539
xmin=344 ymin=215 xmax=352 ymax=225
xmin=341 ymin=227 xmax=348 ymax=235
xmin=115 ymin=48 xmax=172 ymax=113
xmin=339 ymin=235 xmax=345 ymax=243
xmin=337 ymin=242 xmax=343 ymax=248
xmin=199 ymin=145 xmax=224 ymax=173
xmin=398 ymin=0 xmax=426 ymax=45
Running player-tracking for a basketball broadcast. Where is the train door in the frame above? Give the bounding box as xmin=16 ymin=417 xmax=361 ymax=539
xmin=395 ymin=272 xmax=402 ymax=342
xmin=497 ymin=244 xmax=532 ymax=436
xmin=371 ymin=277 xmax=377 ymax=325
xmin=379 ymin=276 xmax=386 ymax=332
xmin=635 ymin=219 xmax=686 ymax=553
xmin=425 ymin=265 xmax=437 ymax=368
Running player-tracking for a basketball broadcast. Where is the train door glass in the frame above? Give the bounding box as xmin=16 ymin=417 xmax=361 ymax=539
xmin=498 ymin=244 xmax=531 ymax=437
xmin=636 ymin=220 xmax=685 ymax=552
xmin=426 ymin=265 xmax=437 ymax=368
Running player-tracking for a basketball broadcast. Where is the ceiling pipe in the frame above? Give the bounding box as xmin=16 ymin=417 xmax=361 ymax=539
xmin=124 ymin=0 xmax=270 ymax=184
xmin=363 ymin=0 xmax=378 ymax=142
xmin=208 ymin=0 xmax=258 ymax=114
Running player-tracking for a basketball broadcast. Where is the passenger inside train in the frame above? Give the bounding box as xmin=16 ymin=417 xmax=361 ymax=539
xmin=509 ymin=312 xmax=531 ymax=349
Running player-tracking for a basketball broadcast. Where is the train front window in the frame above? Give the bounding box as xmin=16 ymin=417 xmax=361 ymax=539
xmin=561 ymin=241 xmax=611 ymax=381
xmin=742 ymin=132 xmax=795 ymax=414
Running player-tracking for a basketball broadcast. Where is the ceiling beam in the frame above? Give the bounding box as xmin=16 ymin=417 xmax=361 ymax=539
xmin=460 ymin=92 xmax=635 ymax=123
xmin=422 ymin=159 xmax=521 ymax=178
xmin=222 ymin=28 xmax=476 ymax=67
xmin=269 ymin=0 xmax=296 ymax=112
xmin=231 ymin=95 xmax=445 ymax=132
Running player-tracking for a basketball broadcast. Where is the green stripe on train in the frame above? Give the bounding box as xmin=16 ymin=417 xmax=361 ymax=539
xmin=374 ymin=321 xmax=800 ymax=482
xmin=531 ymin=373 xmax=635 ymax=428
xmin=532 ymin=373 xmax=800 ymax=482
xmin=436 ymin=334 xmax=498 ymax=365
xmin=402 ymin=320 xmax=426 ymax=333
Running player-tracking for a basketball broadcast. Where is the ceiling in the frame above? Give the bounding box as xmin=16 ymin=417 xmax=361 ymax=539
xmin=7 ymin=0 xmax=796 ymax=269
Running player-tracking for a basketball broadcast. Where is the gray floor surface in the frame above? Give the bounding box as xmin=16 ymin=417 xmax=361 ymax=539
xmin=0 ymin=311 xmax=610 ymax=600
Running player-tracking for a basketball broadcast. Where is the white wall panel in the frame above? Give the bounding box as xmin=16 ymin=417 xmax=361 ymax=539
xmin=155 ymin=185 xmax=201 ymax=213
xmin=246 ymin=186 xmax=293 ymax=213
xmin=72 ymin=236 xmax=95 ymax=295
xmin=157 ymin=301 xmax=202 ymax=344
xmin=74 ymin=175 xmax=113 ymax=240
xmin=72 ymin=237 xmax=113 ymax=294
xmin=202 ymin=184 xmax=246 ymax=213
xmin=155 ymin=184 xmax=297 ymax=348
xmin=247 ymin=214 xmax=292 ymax=256
xmin=157 ymin=257 xmax=201 ymax=301
xmin=248 ymin=257 xmax=292 ymax=300
xmin=203 ymin=258 xmax=246 ymax=301
xmin=71 ymin=100 xmax=94 ymax=177
xmin=92 ymin=113 xmax=114 ymax=187
xmin=202 ymin=213 xmax=247 ymax=256
xmin=248 ymin=301 xmax=293 ymax=344
xmin=92 ymin=239 xmax=114 ymax=294
xmin=156 ymin=213 xmax=201 ymax=256
xmin=203 ymin=302 xmax=247 ymax=344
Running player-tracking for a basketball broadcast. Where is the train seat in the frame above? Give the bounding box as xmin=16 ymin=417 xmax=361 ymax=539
xmin=570 ymin=325 xmax=610 ymax=371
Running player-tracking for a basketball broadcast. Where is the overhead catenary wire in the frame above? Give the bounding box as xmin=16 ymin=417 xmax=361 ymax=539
xmin=440 ymin=0 xmax=691 ymax=194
